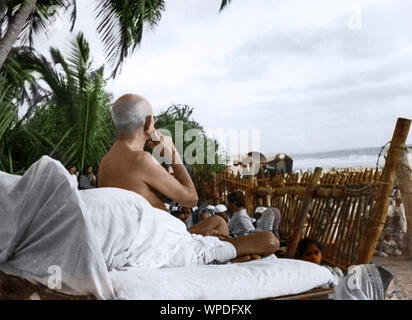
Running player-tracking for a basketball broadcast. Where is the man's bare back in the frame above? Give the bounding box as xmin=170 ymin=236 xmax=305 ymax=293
xmin=98 ymin=93 xmax=279 ymax=262
xmin=99 ymin=141 xmax=168 ymax=210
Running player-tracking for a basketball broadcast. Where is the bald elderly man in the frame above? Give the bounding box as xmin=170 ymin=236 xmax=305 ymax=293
xmin=98 ymin=94 xmax=279 ymax=262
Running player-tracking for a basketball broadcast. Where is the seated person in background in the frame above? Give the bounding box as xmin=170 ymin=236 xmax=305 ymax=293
xmin=227 ymin=191 xmax=256 ymax=237
xmin=185 ymin=206 xmax=230 ymax=238
xmin=175 ymin=205 xmax=228 ymax=238
xmin=79 ymin=166 xmax=97 ymax=189
xmin=206 ymin=205 xmax=216 ymax=215
xmin=381 ymin=234 xmax=402 ymax=256
xmin=295 ymin=237 xmax=396 ymax=300
xmin=197 ymin=207 xmax=213 ymax=222
xmin=388 ymin=197 xmax=408 ymax=252
xmin=176 ymin=206 xmax=193 ymax=227
xmin=253 ymin=206 xmax=267 ymax=227
xmin=215 ymin=204 xmax=229 ymax=223
xmin=68 ymin=165 xmax=79 ymax=188
xmin=98 ymin=93 xmax=279 ymax=263
xmin=254 ymin=207 xmax=282 ymax=239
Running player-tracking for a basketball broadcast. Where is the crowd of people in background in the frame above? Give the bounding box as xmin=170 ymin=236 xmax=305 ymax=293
xmin=67 ymin=165 xmax=97 ymax=190
xmin=169 ymin=191 xmax=283 ymax=248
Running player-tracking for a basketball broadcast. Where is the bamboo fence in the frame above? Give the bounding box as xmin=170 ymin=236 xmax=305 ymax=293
xmin=195 ymin=167 xmax=381 ymax=270
xmin=194 ymin=118 xmax=411 ymax=271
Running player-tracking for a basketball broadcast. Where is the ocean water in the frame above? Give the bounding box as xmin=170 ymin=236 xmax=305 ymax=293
xmin=290 ymin=146 xmax=412 ymax=171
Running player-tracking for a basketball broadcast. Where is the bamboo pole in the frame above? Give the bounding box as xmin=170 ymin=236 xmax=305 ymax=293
xmin=358 ymin=118 xmax=411 ymax=264
xmin=396 ymin=147 xmax=412 ymax=257
xmin=286 ymin=167 xmax=323 ymax=258
xmin=245 ymin=175 xmax=256 ymax=216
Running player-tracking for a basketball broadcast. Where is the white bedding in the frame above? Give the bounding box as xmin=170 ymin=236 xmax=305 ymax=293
xmin=0 ymin=156 xmax=114 ymax=299
xmin=0 ymin=156 xmax=333 ymax=300
xmin=110 ymin=256 xmax=334 ymax=300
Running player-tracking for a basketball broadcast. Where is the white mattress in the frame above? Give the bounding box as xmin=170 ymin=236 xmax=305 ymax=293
xmin=0 ymin=156 xmax=334 ymax=300
xmin=109 ymin=255 xmax=334 ymax=300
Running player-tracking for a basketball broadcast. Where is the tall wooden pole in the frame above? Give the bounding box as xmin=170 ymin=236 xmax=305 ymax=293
xmin=358 ymin=118 xmax=411 ymax=264
xmin=245 ymin=175 xmax=256 ymax=216
xmin=286 ymin=167 xmax=323 ymax=258
xmin=396 ymin=147 xmax=412 ymax=258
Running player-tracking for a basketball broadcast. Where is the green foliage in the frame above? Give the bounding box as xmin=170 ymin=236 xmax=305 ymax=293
xmin=0 ymin=1 xmax=235 ymax=173
xmin=154 ymin=104 xmax=228 ymax=179
xmin=94 ymin=0 xmax=166 ymax=77
xmin=0 ymin=32 xmax=115 ymax=173
xmin=0 ymin=78 xmax=18 ymax=173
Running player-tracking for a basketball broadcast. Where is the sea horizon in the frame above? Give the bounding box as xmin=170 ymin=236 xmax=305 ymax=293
xmin=229 ymin=144 xmax=412 ymax=171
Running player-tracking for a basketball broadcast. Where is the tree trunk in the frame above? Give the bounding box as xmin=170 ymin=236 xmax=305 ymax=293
xmin=397 ymin=147 xmax=412 ymax=258
xmin=0 ymin=0 xmax=38 ymax=70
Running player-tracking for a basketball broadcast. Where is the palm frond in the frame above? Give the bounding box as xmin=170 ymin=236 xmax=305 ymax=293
xmin=2 ymin=32 xmax=115 ymax=173
xmin=94 ymin=0 xmax=166 ymax=77
xmin=68 ymin=0 xmax=76 ymax=31
xmin=219 ymin=0 xmax=232 ymax=12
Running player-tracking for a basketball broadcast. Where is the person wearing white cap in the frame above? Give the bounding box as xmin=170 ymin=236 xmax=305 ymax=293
xmin=252 ymin=206 xmax=267 ymax=227
xmin=254 ymin=207 xmax=282 ymax=239
xmin=215 ymin=204 xmax=229 ymax=223
xmin=206 ymin=205 xmax=216 ymax=215
xmin=254 ymin=206 xmax=267 ymax=219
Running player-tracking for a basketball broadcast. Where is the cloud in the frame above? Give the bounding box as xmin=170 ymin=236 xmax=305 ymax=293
xmin=32 ymin=0 xmax=412 ymax=155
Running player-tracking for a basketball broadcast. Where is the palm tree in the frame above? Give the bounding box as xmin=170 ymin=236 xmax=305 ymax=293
xmin=10 ymin=32 xmax=115 ymax=172
xmin=0 ymin=0 xmax=232 ymax=75
xmin=0 ymin=0 xmax=68 ymax=69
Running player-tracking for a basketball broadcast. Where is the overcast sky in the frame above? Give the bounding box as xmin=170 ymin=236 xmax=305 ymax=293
xmin=36 ymin=0 xmax=412 ymax=155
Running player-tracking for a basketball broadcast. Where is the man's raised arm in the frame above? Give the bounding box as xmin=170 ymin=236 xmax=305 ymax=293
xmin=142 ymin=133 xmax=198 ymax=208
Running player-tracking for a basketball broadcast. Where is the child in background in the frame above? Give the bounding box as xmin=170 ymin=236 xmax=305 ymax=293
xmin=295 ymin=237 xmax=396 ymax=300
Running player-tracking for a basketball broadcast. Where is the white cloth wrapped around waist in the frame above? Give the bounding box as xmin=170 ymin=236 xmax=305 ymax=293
xmin=81 ymin=188 xmax=234 ymax=270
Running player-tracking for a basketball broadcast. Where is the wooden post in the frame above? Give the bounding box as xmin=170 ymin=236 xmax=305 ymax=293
xmin=245 ymin=175 xmax=256 ymax=216
xmin=358 ymin=118 xmax=411 ymax=264
xmin=212 ymin=173 xmax=219 ymax=204
xmin=397 ymin=147 xmax=412 ymax=258
xmin=266 ymin=194 xmax=271 ymax=207
xmin=286 ymin=167 xmax=323 ymax=258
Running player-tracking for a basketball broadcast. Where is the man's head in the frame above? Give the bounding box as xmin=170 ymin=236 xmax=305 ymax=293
xmin=227 ymin=191 xmax=246 ymax=213
xmin=69 ymin=166 xmax=77 ymax=174
xmin=111 ymin=94 xmax=155 ymax=138
xmin=395 ymin=197 xmax=402 ymax=207
xmin=254 ymin=206 xmax=266 ymax=220
xmin=178 ymin=207 xmax=192 ymax=223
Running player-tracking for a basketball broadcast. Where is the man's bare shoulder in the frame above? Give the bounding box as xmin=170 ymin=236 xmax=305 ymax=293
xmin=133 ymin=150 xmax=163 ymax=170
xmin=135 ymin=150 xmax=155 ymax=163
